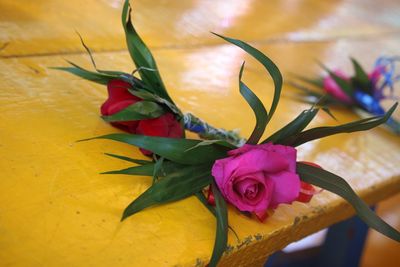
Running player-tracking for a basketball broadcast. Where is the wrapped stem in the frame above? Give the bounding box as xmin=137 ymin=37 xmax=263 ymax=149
xmin=183 ymin=113 xmax=246 ymax=147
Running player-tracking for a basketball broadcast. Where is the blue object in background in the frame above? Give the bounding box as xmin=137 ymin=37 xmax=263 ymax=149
xmin=265 ymin=208 xmax=374 ymax=267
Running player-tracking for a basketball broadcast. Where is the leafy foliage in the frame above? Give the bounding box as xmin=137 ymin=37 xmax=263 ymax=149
xmin=121 ymin=0 xmax=173 ymax=103
xmin=80 ymin=134 xmax=230 ymax=165
xmin=208 ymin=182 xmax=229 ymax=267
xmin=213 ymin=33 xmax=283 ymax=126
xmin=101 ymin=101 xmax=165 ymax=122
xmin=121 ymin=165 xmax=212 ymax=220
xmin=238 ymin=62 xmax=269 ymax=144
xmin=262 ymin=107 xmax=319 ymax=144
xmin=297 ymin=162 xmax=400 ymax=242
xmin=350 ymin=58 xmax=372 ymax=93
xmin=284 ymin=103 xmax=397 ymax=146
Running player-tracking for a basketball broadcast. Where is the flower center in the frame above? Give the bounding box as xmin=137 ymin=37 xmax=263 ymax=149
xmin=244 ymin=184 xmax=258 ymax=200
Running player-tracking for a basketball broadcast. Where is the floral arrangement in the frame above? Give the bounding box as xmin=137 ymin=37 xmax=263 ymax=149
xmin=54 ymin=1 xmax=400 ymax=266
xmin=290 ymin=57 xmax=400 ymax=134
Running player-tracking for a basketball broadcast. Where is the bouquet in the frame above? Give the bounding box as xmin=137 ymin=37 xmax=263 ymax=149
xmin=290 ymin=57 xmax=400 ymax=134
xmin=54 ymin=1 xmax=400 ymax=266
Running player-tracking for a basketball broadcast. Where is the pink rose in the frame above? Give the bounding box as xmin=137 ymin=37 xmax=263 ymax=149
xmin=211 ymin=143 xmax=301 ymax=221
xmin=323 ymin=70 xmax=353 ymax=103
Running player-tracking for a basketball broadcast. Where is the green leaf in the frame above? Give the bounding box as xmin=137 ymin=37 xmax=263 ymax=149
xmin=213 ymin=33 xmax=283 ymax=125
xmin=262 ymin=108 xmax=319 ymax=144
xmin=102 ymin=164 xmax=155 ymax=176
xmin=320 ymin=63 xmax=354 ymax=97
xmin=185 ymin=139 xmax=236 ymax=152
xmin=297 ymin=162 xmax=400 ymax=242
xmin=104 ymin=153 xmax=152 ymax=165
xmin=121 ymin=165 xmax=212 ymax=220
xmin=239 ymin=62 xmax=268 ymax=144
xmin=209 ymin=182 xmax=228 ymax=267
xmin=102 ymin=160 xmax=185 ymax=177
xmin=350 ymin=58 xmax=372 ymax=94
xmin=121 ymin=0 xmax=173 ymax=103
xmin=101 ymin=101 xmax=165 ymax=122
xmin=128 ymin=88 xmax=182 ymax=116
xmin=152 ymin=156 xmax=164 ymax=184
xmin=196 ymin=191 xmax=216 ymax=217
xmin=321 ymin=107 xmax=337 ymax=121
xmin=80 ymin=134 xmax=230 ymax=165
xmin=195 ymin=191 xmax=240 ymax=242
xmin=286 ymin=103 xmax=397 ymax=147
xmin=51 ymin=62 xmax=117 ymax=85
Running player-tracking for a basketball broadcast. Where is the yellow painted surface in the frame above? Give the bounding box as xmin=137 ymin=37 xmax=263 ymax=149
xmin=1 ymin=0 xmax=400 ymax=57
xmin=0 ymin=0 xmax=399 ymax=266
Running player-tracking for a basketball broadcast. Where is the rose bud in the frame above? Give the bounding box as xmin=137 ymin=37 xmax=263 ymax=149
xmin=323 ymin=70 xmax=353 ymax=103
xmin=101 ymin=79 xmax=183 ymax=155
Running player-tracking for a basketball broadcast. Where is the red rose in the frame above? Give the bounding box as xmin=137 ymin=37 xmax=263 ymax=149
xmin=101 ymin=79 xmax=141 ymax=132
xmin=101 ymin=79 xmax=183 ymax=155
xmin=136 ymin=113 xmax=183 ymax=155
xmin=296 ymin=161 xmax=320 ymax=203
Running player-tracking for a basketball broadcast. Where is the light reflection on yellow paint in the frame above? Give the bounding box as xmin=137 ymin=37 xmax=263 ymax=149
xmin=175 ymin=0 xmax=253 ymax=35
xmin=180 ymin=44 xmax=245 ymax=94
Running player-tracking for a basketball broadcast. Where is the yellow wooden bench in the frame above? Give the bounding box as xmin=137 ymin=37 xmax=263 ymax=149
xmin=0 ymin=1 xmax=399 ymax=266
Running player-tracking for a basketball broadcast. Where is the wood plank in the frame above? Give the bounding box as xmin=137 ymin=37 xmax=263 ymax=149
xmin=1 ymin=0 xmax=400 ymax=57
xmin=0 ymin=38 xmax=399 ymax=266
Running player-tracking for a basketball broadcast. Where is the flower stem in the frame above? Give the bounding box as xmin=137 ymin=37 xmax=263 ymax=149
xmin=183 ymin=113 xmax=246 ymax=147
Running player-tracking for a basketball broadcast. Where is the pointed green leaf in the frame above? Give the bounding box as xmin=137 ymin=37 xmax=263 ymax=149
xmin=185 ymin=139 xmax=236 ymax=153
xmin=152 ymin=156 xmax=164 ymax=184
xmin=351 ymin=58 xmax=370 ymax=90
xmin=101 ymin=101 xmax=165 ymax=122
xmin=104 ymin=153 xmax=152 ymax=165
xmin=239 ymin=62 xmax=268 ymax=144
xmin=121 ymin=0 xmax=173 ymax=102
xmin=102 ymin=160 xmax=185 ymax=177
xmin=209 ymin=182 xmax=228 ymax=267
xmin=297 ymin=162 xmax=400 ymax=242
xmin=286 ymin=103 xmax=397 ymax=146
xmin=213 ymin=33 xmax=283 ymax=124
xmin=51 ymin=64 xmax=116 ymax=85
xmin=262 ymin=108 xmax=319 ymax=144
xmin=81 ymin=134 xmax=230 ymax=165
xmin=102 ymin=164 xmax=155 ymax=176
xmin=196 ymin=191 xmax=217 ymax=217
xmin=321 ymin=107 xmax=337 ymax=121
xmin=121 ymin=165 xmax=212 ymax=220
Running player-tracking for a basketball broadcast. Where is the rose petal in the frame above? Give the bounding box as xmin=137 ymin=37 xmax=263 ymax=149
xmin=323 ymin=70 xmax=353 ymax=103
xmin=268 ymin=171 xmax=301 ymax=208
xmin=230 ymin=149 xmax=290 ymax=177
xmin=260 ymin=143 xmax=297 ymax=172
xmin=223 ymin=172 xmax=273 ymax=213
xmin=227 ymin=144 xmax=261 ymax=156
xmin=107 ymin=80 xmax=141 ymax=102
xmin=297 ymin=181 xmax=316 ymax=203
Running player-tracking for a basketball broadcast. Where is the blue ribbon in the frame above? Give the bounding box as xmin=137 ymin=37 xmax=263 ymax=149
xmin=372 ymin=56 xmax=400 ymax=100
xmin=185 ymin=123 xmax=206 ymax=133
xmin=354 ymin=90 xmax=385 ymax=115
